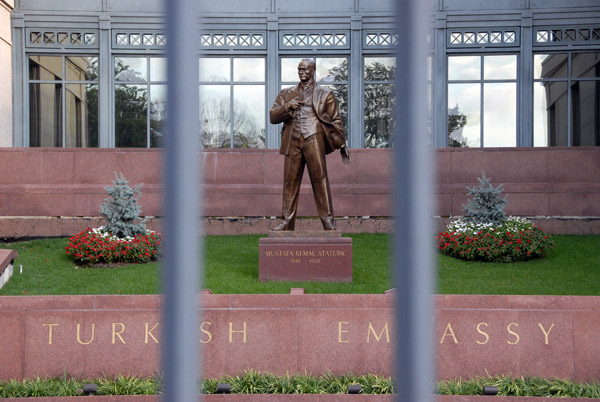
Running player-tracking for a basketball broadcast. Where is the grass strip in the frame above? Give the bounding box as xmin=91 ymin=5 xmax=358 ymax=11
xmin=0 ymin=234 xmax=391 ymax=295
xmin=2 ymin=373 xmax=600 ymax=397
xmin=437 ymin=234 xmax=600 ymax=295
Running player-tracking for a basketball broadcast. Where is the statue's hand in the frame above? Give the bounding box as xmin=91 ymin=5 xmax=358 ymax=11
xmin=285 ymin=98 xmax=303 ymax=112
xmin=340 ymin=145 xmax=351 ymax=165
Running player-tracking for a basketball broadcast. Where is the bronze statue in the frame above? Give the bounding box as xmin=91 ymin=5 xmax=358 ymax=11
xmin=269 ymin=59 xmax=351 ymax=231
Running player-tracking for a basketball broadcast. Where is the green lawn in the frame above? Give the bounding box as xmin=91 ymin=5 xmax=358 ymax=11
xmin=438 ymin=235 xmax=600 ymax=295
xmin=0 ymin=234 xmax=598 ymax=296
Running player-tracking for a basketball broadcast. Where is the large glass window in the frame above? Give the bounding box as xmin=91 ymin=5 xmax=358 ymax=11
xmin=534 ymin=52 xmax=600 ymax=147
xmin=447 ymin=54 xmax=517 ymax=147
xmin=114 ymin=56 xmax=166 ymax=148
xmin=199 ymin=57 xmax=266 ymax=148
xmin=280 ymin=57 xmax=349 ymax=135
xmin=29 ymin=55 xmax=98 ymax=147
xmin=364 ymin=56 xmax=396 ymax=148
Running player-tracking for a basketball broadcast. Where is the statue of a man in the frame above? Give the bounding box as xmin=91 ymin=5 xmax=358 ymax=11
xmin=269 ymin=59 xmax=351 ymax=231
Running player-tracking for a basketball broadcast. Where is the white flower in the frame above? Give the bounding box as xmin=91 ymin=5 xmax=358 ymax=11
xmin=91 ymin=226 xmax=156 ymax=242
xmin=446 ymin=216 xmax=533 ymax=234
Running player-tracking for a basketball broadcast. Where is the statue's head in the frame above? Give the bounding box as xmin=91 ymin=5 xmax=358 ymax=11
xmin=298 ymin=59 xmax=315 ymax=83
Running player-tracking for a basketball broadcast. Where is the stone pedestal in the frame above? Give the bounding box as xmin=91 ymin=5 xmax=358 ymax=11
xmin=259 ymin=230 xmax=353 ymax=282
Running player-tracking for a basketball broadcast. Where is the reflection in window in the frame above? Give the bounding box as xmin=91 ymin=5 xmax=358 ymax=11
xmin=448 ymin=56 xmax=479 ymax=81
xmin=281 ymin=58 xmax=304 ymax=82
xmin=448 ymin=84 xmax=480 ymax=147
xmin=150 ymin=84 xmax=167 ymax=147
xmin=534 ymin=53 xmax=600 ymax=147
xmin=199 ymin=57 xmax=265 ymax=148
xmin=28 ymin=55 xmax=98 ymax=147
xmin=364 ymin=57 xmax=396 ymax=148
xmin=234 ymin=85 xmax=265 ymax=148
xmin=199 ymin=85 xmax=230 ymax=148
xmin=484 ymin=83 xmax=516 ymax=147
xmin=447 ymin=54 xmax=517 ymax=147
xmin=114 ymin=56 xmax=166 ymax=147
xmin=572 ymin=80 xmax=600 ymax=146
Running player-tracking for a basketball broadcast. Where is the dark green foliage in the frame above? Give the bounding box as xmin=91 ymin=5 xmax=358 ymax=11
xmin=100 ymin=172 xmax=147 ymax=238
xmin=2 ymin=373 xmax=600 ymax=397
xmin=436 ymin=375 xmax=600 ymax=398
xmin=462 ymin=171 xmax=508 ymax=225
xmin=0 ymin=375 xmax=160 ymax=398
xmin=201 ymin=370 xmax=394 ymax=394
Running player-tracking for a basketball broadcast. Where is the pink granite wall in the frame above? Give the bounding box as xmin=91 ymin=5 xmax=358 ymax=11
xmin=0 ymin=294 xmax=599 ymax=382
xmin=0 ymin=147 xmax=598 ymax=236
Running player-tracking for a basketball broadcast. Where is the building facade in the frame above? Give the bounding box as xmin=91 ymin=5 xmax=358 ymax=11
xmin=5 ymin=0 xmax=600 ymax=150
xmin=0 ymin=0 xmax=598 ymax=238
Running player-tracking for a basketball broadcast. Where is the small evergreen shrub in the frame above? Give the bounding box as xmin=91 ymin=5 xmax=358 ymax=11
xmin=66 ymin=227 xmax=161 ymax=266
xmin=437 ymin=172 xmax=554 ymax=262
xmin=65 ymin=172 xmax=162 ymax=266
xmin=462 ymin=171 xmax=508 ymax=225
xmin=100 ymin=172 xmax=147 ymax=238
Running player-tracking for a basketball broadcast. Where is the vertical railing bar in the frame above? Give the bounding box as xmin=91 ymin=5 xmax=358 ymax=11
xmin=163 ymin=0 xmax=201 ymax=401
xmin=394 ymin=1 xmax=434 ymax=401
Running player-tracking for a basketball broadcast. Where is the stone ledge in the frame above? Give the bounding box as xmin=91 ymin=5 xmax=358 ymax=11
xmin=1 ymin=215 xmax=599 ymax=238
xmin=0 ymin=249 xmax=17 ymax=272
xmin=268 ymin=229 xmax=342 ymax=238
xmin=0 ymin=248 xmax=17 ymax=290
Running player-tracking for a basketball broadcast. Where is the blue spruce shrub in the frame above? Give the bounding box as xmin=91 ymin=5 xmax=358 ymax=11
xmin=461 ymin=171 xmax=508 ymax=225
xmin=100 ymin=172 xmax=147 ymax=238
xmin=437 ymin=171 xmax=554 ymax=262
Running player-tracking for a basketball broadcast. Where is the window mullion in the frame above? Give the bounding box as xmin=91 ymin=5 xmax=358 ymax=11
xmin=230 ymin=57 xmax=234 ymax=148
xmin=567 ymin=53 xmax=572 ymax=147
xmin=147 ymin=57 xmax=151 ymax=148
xmin=62 ymin=56 xmax=66 ymax=147
xmin=480 ymin=55 xmax=484 ymax=148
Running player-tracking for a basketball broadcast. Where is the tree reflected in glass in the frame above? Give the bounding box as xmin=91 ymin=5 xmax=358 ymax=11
xmin=364 ymin=58 xmax=396 ymax=148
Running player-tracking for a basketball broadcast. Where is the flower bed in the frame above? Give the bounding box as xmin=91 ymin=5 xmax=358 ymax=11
xmin=436 ymin=217 xmax=555 ymax=263
xmin=65 ymin=227 xmax=162 ymax=266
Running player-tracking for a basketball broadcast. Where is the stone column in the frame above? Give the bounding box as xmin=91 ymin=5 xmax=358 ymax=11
xmin=0 ymin=0 xmax=14 ymax=147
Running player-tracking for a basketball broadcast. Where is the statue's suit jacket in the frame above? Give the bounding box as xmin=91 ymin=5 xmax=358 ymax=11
xmin=269 ymin=83 xmax=346 ymax=156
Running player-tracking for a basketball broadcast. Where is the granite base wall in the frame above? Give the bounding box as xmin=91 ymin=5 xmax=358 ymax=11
xmin=0 ymin=294 xmax=599 ymax=383
xmin=0 ymin=147 xmax=598 ymax=237
xmin=1 ymin=215 xmax=597 ymax=240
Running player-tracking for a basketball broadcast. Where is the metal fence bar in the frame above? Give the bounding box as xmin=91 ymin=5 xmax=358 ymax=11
xmin=393 ymin=1 xmax=434 ymax=401
xmin=163 ymin=0 xmax=201 ymax=401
